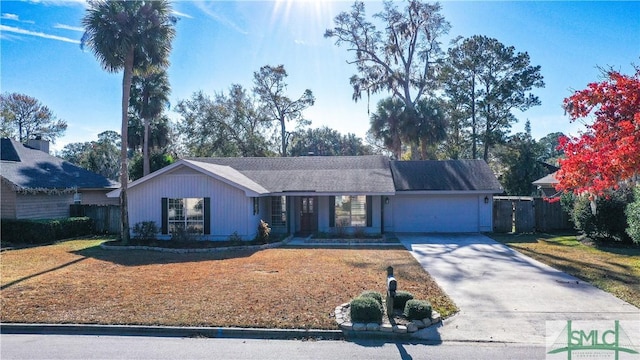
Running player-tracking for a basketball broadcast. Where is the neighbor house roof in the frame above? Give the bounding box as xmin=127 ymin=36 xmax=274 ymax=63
xmin=390 ymin=160 xmax=503 ymax=192
xmin=1 ymin=138 xmax=118 ymax=191
xmin=532 ymin=171 xmax=559 ymax=187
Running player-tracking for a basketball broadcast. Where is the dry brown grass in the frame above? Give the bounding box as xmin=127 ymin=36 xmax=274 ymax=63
xmin=0 ymin=239 xmax=456 ymax=329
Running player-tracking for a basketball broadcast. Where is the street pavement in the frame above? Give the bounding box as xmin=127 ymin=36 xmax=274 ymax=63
xmin=1 ymin=334 xmax=544 ymax=360
xmin=399 ymin=234 xmax=640 ymax=344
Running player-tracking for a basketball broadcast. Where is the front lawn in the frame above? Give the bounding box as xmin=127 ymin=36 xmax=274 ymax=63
xmin=490 ymin=233 xmax=640 ymax=308
xmin=0 ymin=239 xmax=456 ymax=329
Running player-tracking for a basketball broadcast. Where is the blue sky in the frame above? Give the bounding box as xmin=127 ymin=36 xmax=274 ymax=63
xmin=1 ymin=1 xmax=639 ymax=153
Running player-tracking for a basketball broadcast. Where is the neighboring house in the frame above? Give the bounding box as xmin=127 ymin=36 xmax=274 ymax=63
xmin=532 ymin=171 xmax=560 ymax=198
xmin=108 ymin=155 xmax=502 ymax=240
xmin=1 ymin=138 xmax=119 ymax=220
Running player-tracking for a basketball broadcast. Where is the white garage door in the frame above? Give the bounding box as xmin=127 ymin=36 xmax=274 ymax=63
xmin=392 ymin=194 xmax=480 ymax=232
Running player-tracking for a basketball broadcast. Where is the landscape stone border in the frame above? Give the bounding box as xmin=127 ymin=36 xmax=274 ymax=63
xmin=99 ymin=236 xmax=292 ymax=254
xmin=334 ymin=302 xmax=442 ymax=337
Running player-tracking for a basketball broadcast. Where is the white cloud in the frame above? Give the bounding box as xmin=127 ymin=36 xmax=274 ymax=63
xmin=53 ymin=23 xmax=84 ymax=32
xmin=0 ymin=24 xmax=80 ymax=44
xmin=28 ymin=0 xmax=87 ymax=8
xmin=172 ymin=9 xmax=193 ymax=19
xmin=1 ymin=13 xmax=20 ymax=21
xmin=193 ymin=2 xmax=248 ymax=35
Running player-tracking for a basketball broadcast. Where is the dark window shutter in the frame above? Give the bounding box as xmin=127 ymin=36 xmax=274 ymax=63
xmin=329 ymin=196 xmax=335 ymax=228
xmin=161 ymin=198 xmax=168 ymax=234
xmin=204 ymin=197 xmax=211 ymax=235
xmin=366 ymin=196 xmax=373 ymax=227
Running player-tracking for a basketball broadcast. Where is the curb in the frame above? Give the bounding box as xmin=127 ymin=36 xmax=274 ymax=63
xmin=0 ymin=323 xmax=345 ymax=340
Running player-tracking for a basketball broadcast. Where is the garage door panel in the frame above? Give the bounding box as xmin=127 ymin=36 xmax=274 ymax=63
xmin=393 ymin=195 xmax=479 ymax=232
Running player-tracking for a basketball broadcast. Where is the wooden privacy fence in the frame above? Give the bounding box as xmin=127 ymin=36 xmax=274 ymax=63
xmin=70 ymin=204 xmax=120 ymax=234
xmin=493 ymin=197 xmax=572 ymax=233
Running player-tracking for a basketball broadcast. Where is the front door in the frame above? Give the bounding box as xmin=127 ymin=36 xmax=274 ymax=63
xmin=300 ymin=196 xmax=317 ymax=234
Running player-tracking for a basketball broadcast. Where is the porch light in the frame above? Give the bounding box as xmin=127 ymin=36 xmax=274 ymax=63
xmin=484 ymin=196 xmax=489 ymax=204
xmin=385 ymin=197 xmax=389 ymax=205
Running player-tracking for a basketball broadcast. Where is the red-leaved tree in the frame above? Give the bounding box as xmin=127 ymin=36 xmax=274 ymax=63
xmin=556 ymin=68 xmax=640 ymax=196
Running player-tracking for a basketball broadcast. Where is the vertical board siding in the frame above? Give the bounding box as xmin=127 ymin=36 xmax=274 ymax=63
xmin=1 ymin=182 xmax=17 ymax=219
xmin=128 ymin=171 xmax=252 ymax=239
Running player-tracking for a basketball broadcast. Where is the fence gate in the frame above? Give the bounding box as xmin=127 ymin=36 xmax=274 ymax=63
xmin=70 ymin=204 xmax=120 ymax=234
xmin=493 ymin=200 xmax=514 ymax=233
xmin=514 ymin=199 xmax=535 ymax=233
xmin=493 ymin=196 xmax=572 ymax=233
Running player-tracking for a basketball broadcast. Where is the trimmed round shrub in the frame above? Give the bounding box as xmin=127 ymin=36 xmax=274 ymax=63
xmin=359 ymin=290 xmax=383 ymax=306
xmin=350 ymin=296 xmax=383 ymax=324
xmin=403 ymin=299 xmax=432 ymax=320
xmin=393 ymin=290 xmax=414 ymax=310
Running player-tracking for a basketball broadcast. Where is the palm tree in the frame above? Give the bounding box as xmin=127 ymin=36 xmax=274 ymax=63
xmin=369 ymin=97 xmax=406 ymax=160
xmin=81 ymin=0 xmax=176 ymax=244
xmin=129 ymin=69 xmax=171 ymax=176
xmin=405 ymin=98 xmax=448 ymax=159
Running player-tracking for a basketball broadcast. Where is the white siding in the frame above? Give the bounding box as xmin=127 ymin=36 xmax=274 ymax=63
xmin=392 ymin=194 xmax=484 ymax=233
xmin=128 ymin=166 xmax=256 ymax=240
xmin=15 ymin=193 xmax=74 ymax=219
xmin=1 ymin=181 xmax=17 ymax=219
xmin=479 ymin=195 xmax=493 ymax=232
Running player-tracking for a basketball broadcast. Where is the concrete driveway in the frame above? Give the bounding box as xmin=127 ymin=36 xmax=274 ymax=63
xmin=399 ymin=234 xmax=639 ymax=344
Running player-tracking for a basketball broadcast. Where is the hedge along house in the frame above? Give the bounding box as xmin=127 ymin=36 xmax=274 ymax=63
xmin=109 ymin=155 xmax=502 ymax=240
xmin=1 ymin=138 xmax=119 ymax=220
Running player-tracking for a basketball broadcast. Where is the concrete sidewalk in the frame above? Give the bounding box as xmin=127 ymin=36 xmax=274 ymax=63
xmin=399 ymin=234 xmax=640 ymax=344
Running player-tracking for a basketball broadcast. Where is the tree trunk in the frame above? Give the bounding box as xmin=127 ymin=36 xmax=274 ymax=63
xmin=483 ymin=104 xmax=491 ymax=162
xmin=143 ymin=118 xmax=150 ymax=176
xmin=280 ymin=118 xmax=287 ymax=157
xmin=420 ymin=139 xmax=427 ymax=160
xmin=120 ymin=48 xmax=134 ymax=245
xmin=471 ymin=78 xmax=477 ymax=159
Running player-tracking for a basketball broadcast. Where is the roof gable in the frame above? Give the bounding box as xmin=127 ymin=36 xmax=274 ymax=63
xmin=0 ymin=138 xmax=118 ymax=191
xmin=390 ymin=160 xmax=503 ymax=192
xmin=109 ymin=159 xmax=269 ymax=197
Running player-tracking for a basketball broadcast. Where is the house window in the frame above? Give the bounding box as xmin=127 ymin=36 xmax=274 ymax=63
xmin=271 ymin=196 xmax=287 ymax=227
xmin=253 ymin=197 xmax=259 ymax=215
xmin=167 ymin=198 xmax=204 ymax=234
xmin=335 ymin=195 xmax=367 ymax=227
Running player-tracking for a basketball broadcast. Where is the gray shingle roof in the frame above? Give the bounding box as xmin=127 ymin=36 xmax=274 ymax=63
xmin=1 ymin=138 xmax=119 ymax=191
xmin=186 ymin=155 xmax=397 ymax=194
xmin=390 ymin=160 xmax=503 ymax=192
